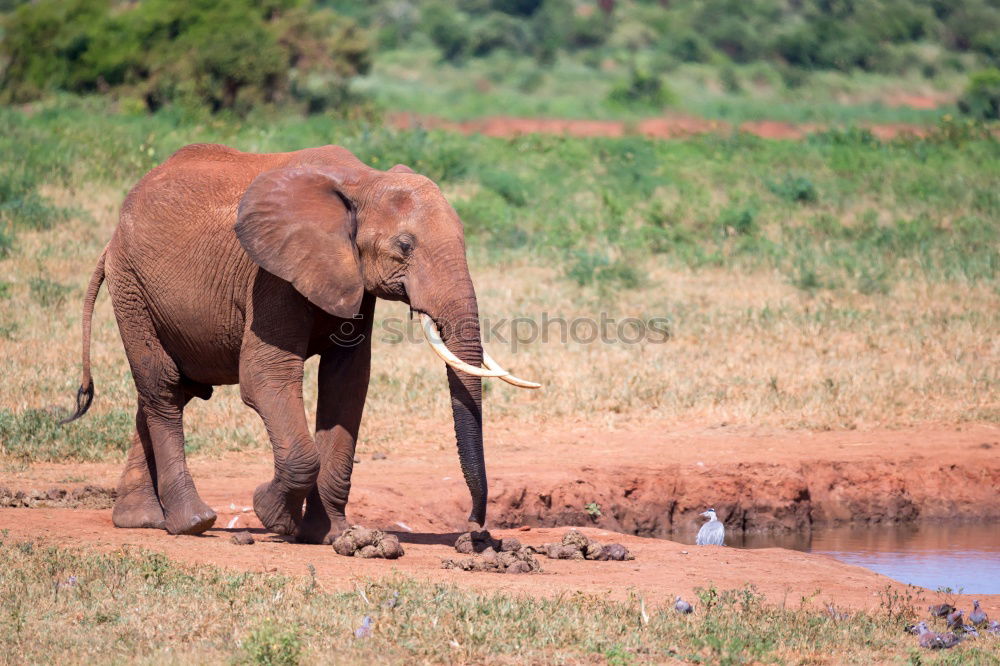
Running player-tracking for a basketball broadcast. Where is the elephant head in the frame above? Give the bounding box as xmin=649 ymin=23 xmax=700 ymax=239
xmin=234 ymin=147 xmax=538 ymax=528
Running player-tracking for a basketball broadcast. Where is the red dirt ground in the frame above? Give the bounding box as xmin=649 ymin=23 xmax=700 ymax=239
xmin=387 ymin=112 xmax=933 ymax=140
xmin=2 ymin=420 xmax=998 ymax=613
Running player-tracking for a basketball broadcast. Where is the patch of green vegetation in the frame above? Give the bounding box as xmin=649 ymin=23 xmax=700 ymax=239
xmin=28 ymin=277 xmax=72 ymax=308
xmin=478 ymin=168 xmax=531 ymax=207
xmin=768 ymin=174 xmax=819 ymax=204
xmin=241 ymin=620 xmax=303 ymax=666
xmin=607 ymin=66 xmax=674 ymax=111
xmin=959 ymin=68 xmax=1000 ymax=120
xmin=3 ymin=539 xmax=994 ymax=664
xmin=346 ymin=0 xmax=999 ymax=76
xmin=0 ymin=408 xmax=132 ymax=462
xmin=566 ymin=250 xmax=642 ymax=290
xmin=0 ymin=103 xmax=997 ymax=298
xmin=0 ymin=0 xmax=371 ymax=115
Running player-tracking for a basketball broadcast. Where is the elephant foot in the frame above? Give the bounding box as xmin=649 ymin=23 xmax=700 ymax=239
xmin=112 ymin=485 xmax=166 ymax=530
xmin=163 ymin=497 xmax=216 ymax=535
xmin=296 ymin=513 xmax=347 ymax=545
xmin=253 ymin=481 xmax=304 ymax=536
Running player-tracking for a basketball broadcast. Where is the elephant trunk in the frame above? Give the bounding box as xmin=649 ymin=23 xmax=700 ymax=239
xmin=434 ymin=291 xmax=487 ymax=528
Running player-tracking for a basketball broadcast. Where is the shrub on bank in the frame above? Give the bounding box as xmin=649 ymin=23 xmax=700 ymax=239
xmin=0 ymin=0 xmax=371 ymax=115
xmin=958 ymin=68 xmax=1000 ymax=120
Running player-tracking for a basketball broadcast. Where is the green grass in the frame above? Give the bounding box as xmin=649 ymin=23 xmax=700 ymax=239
xmin=2 ymin=99 xmax=996 ymax=301
xmin=0 ymin=408 xmax=133 ymax=462
xmin=359 ymin=50 xmax=960 ymax=125
xmin=2 ymin=537 xmax=997 ymax=664
xmin=0 ymin=99 xmax=997 ymax=460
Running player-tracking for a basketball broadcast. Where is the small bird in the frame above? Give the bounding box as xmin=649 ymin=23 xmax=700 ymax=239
xmin=929 ymin=603 xmax=955 ymax=618
xmin=695 ymin=508 xmax=725 ymax=546
xmin=916 ymin=623 xmax=960 ymax=650
xmin=674 ymin=596 xmax=693 ymax=614
xmin=354 ymin=616 xmax=373 ymax=639
xmin=969 ymin=599 xmax=988 ymax=626
xmin=985 ymin=620 xmax=1000 ymax=635
xmin=825 ymin=603 xmax=849 ymax=621
xmin=946 ymin=609 xmax=964 ymax=631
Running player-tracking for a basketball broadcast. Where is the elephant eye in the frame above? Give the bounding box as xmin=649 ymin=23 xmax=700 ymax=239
xmin=394 ymin=234 xmax=415 ymax=257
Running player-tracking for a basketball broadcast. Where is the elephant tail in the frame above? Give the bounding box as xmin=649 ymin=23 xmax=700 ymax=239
xmin=61 ymin=245 xmax=107 ymax=425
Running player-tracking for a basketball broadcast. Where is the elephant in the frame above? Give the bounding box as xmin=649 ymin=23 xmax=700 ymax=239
xmin=63 ymin=142 xmax=538 ymax=543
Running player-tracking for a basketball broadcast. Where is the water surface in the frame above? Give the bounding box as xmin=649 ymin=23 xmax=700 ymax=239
xmin=675 ymin=522 xmax=1000 ymax=594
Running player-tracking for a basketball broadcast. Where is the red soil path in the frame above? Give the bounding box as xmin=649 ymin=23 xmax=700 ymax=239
xmin=2 ymin=420 xmax=998 ymax=613
xmin=387 ymin=112 xmax=932 ymax=140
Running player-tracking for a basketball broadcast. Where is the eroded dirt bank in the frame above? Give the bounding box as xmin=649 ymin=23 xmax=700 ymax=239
xmin=489 ymin=453 xmax=1000 ymax=536
xmin=4 ymin=422 xmax=998 ymax=539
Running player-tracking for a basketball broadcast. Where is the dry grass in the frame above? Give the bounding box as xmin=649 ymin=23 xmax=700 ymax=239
xmin=2 ymin=537 xmax=996 ymax=665
xmin=1 ymin=185 xmax=997 ymax=465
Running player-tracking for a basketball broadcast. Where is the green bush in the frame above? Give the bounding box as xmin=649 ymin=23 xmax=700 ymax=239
xmin=958 ymin=68 xmax=1000 ymax=120
xmin=565 ymin=250 xmax=641 ymax=290
xmin=420 ymin=2 xmax=471 ymax=62
xmin=768 ymin=174 xmax=819 ymax=204
xmin=0 ymin=0 xmax=371 ymax=115
xmin=479 ymin=168 xmax=530 ymax=207
xmin=241 ymin=621 xmax=302 ymax=666
xmin=607 ymin=66 xmax=673 ymax=110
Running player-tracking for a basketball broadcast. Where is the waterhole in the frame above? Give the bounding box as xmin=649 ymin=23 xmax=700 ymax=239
xmin=675 ymin=522 xmax=1000 ymax=594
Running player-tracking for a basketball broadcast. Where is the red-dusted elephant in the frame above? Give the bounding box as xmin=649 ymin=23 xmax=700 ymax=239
xmin=65 ymin=143 xmax=537 ymax=543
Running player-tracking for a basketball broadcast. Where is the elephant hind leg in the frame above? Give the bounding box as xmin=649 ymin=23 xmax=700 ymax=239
xmin=113 ymin=289 xmax=215 ymax=535
xmin=112 ymin=406 xmax=165 ymax=529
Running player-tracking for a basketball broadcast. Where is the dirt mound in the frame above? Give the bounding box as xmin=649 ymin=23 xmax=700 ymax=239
xmin=0 ymin=485 xmax=115 ymax=509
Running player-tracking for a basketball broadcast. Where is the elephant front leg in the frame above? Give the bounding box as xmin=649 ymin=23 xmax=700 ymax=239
xmin=241 ymin=354 xmax=318 ymax=536
xmin=298 ymin=312 xmax=372 ymax=544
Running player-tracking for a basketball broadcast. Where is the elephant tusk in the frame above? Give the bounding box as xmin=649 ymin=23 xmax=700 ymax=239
xmin=420 ymin=314 xmax=508 ymax=378
xmin=482 ymin=350 xmax=542 ymax=389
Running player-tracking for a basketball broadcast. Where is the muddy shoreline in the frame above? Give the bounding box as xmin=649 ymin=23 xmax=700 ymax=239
xmin=2 ymin=422 xmax=999 ymax=610
xmin=3 ymin=448 xmax=998 ymax=537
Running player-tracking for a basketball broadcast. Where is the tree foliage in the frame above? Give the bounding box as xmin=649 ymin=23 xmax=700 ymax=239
xmin=0 ymin=0 xmax=371 ymax=114
xmin=341 ymin=0 xmax=1000 ymax=73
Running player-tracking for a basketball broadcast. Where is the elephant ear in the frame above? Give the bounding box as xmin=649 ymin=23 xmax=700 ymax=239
xmin=236 ymin=166 xmax=365 ymax=318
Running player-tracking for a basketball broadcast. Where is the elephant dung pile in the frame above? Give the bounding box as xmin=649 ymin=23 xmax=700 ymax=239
xmin=230 ymin=531 xmax=255 ymax=545
xmin=333 ymin=526 xmax=404 ymax=559
xmin=539 ymin=529 xmax=635 ymax=561
xmin=441 ymin=531 xmax=541 ymax=574
xmin=0 ymin=485 xmax=115 ymax=509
